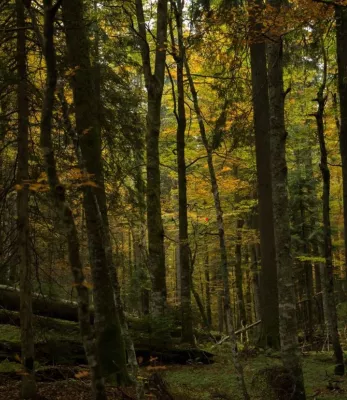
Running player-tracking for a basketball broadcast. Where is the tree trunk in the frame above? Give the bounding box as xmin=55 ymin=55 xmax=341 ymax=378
xmin=250 ymin=244 xmax=261 ymax=328
xmin=185 ymin=58 xmax=250 ymax=400
xmin=298 ymin=177 xmax=314 ymax=341
xmin=336 ymin=5 xmax=347 ymax=287
xmin=313 ymin=51 xmax=344 ymax=374
xmin=61 ymin=0 xmax=129 ymax=383
xmin=267 ymin=0 xmax=306 ymax=396
xmin=314 ymin=257 xmax=324 ymax=328
xmin=16 ymin=1 xmax=35 ymax=397
xmin=235 ymin=218 xmax=246 ymax=328
xmin=249 ymin=0 xmax=279 ymax=349
xmin=304 ymin=148 xmax=323 ymax=328
xmin=37 ymin=2 xmax=107 ymax=398
xmin=204 ymin=248 xmax=212 ymax=328
xmin=135 ymin=0 xmax=167 ymax=316
xmin=169 ymin=0 xmax=194 ymax=344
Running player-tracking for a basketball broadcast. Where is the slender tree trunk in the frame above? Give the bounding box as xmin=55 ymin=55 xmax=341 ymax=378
xmin=298 ymin=181 xmax=314 ymax=341
xmin=204 ymin=247 xmax=212 ymax=328
xmin=319 ymin=261 xmax=330 ymax=332
xmin=250 ymin=244 xmax=261 ymax=323
xmin=0 ymin=98 xmax=10 ymax=284
xmin=304 ymin=148 xmax=323 ymax=328
xmin=244 ymin=246 xmax=252 ymax=328
xmin=336 ymin=5 xmax=347 ymax=287
xmin=192 ymin=280 xmax=210 ymax=330
xmin=249 ymin=0 xmax=279 ymax=349
xmin=235 ymin=218 xmax=246 ymax=328
xmin=185 ymin=58 xmax=250 ymax=400
xmin=267 ymin=0 xmax=306 ymax=396
xmin=133 ymin=142 xmax=150 ymax=315
xmin=61 ymin=0 xmax=129 ymax=383
xmin=313 ymin=50 xmax=344 ymax=374
xmin=38 ymin=2 xmax=107 ymax=398
xmin=135 ymin=0 xmax=167 ymax=316
xmin=0 ymin=113 xmax=4 ymax=284
xmin=249 ymin=211 xmax=262 ymax=338
xmin=16 ymin=1 xmax=35 ymax=397
xmin=169 ymin=0 xmax=194 ymax=343
xmin=314 ymin=255 xmax=324 ymax=327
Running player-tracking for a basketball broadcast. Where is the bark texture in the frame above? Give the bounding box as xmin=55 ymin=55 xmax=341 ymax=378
xmin=267 ymin=0 xmax=306 ymax=397
xmin=313 ymin=52 xmax=344 ymax=374
xmin=135 ymin=0 xmax=167 ymax=315
xmin=249 ymin=0 xmax=279 ymax=349
xmin=336 ymin=5 xmax=347 ymax=286
xmin=16 ymin=0 xmax=35 ymax=397
xmin=61 ymin=0 xmax=129 ymax=383
xmin=38 ymin=1 xmax=107 ymax=398
xmin=170 ymin=0 xmax=194 ymax=344
xmin=235 ymin=218 xmax=246 ymax=327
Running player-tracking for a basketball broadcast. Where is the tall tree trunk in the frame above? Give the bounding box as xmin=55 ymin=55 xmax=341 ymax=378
xmin=313 ymin=46 xmax=344 ymax=374
xmin=298 ymin=176 xmax=314 ymax=341
xmin=135 ymin=0 xmax=167 ymax=316
xmin=37 ymin=2 xmax=107 ymax=398
xmin=304 ymin=148 xmax=323 ymax=328
xmin=169 ymin=1 xmax=194 ymax=343
xmin=235 ymin=218 xmax=246 ymax=327
xmin=61 ymin=0 xmax=129 ymax=383
xmin=314 ymin=255 xmax=324 ymax=328
xmin=249 ymin=0 xmax=279 ymax=349
xmin=249 ymin=211 xmax=262 ymax=338
xmin=133 ymin=137 xmax=150 ymax=315
xmin=16 ymin=1 xmax=35 ymax=397
xmin=185 ymin=59 xmax=250 ymax=400
xmin=0 ymin=106 xmax=4 ymax=284
xmin=204 ymin=247 xmax=212 ymax=328
xmin=250 ymin=244 xmax=261 ymax=324
xmin=336 ymin=4 xmax=347 ymax=287
xmin=267 ymin=0 xmax=306 ymax=396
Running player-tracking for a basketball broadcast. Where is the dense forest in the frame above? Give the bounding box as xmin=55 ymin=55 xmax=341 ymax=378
xmin=1 ymin=0 xmax=347 ymax=399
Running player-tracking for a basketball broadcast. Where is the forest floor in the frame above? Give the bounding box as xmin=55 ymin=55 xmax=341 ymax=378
xmin=0 ymin=348 xmax=346 ymax=399
xmin=0 ymin=322 xmax=347 ymax=399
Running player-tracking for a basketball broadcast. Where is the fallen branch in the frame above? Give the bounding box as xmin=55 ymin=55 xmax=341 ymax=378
xmin=213 ymin=320 xmax=262 ymax=346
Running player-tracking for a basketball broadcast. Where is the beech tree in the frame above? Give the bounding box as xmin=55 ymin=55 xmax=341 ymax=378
xmin=135 ymin=0 xmax=168 ymax=316
xmin=249 ymin=0 xmax=280 ymax=349
xmin=16 ymin=0 xmax=35 ymax=397
xmin=267 ymin=0 xmax=306 ymax=398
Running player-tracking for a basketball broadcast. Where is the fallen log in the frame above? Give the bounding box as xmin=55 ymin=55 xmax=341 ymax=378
xmin=0 ymin=366 xmax=88 ymax=382
xmin=0 ymin=340 xmax=214 ymax=366
xmin=0 ymin=285 xmax=82 ymax=322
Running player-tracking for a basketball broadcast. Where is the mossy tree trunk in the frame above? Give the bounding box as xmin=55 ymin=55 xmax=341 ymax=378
xmin=61 ymin=0 xmax=130 ymax=384
xmin=267 ymin=0 xmax=306 ymax=397
xmin=235 ymin=218 xmax=246 ymax=327
xmin=249 ymin=0 xmax=279 ymax=349
xmin=36 ymin=1 xmax=107 ymax=398
xmin=16 ymin=0 xmax=35 ymax=397
xmin=336 ymin=5 xmax=347 ymax=288
xmin=313 ymin=43 xmax=344 ymax=374
xmin=170 ymin=0 xmax=194 ymax=345
xmin=135 ymin=0 xmax=168 ymax=316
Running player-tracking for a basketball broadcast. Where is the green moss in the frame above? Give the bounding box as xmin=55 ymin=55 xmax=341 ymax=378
xmin=162 ymin=353 xmax=347 ymax=399
xmin=0 ymin=359 xmax=21 ymax=372
xmin=0 ymin=325 xmax=20 ymax=343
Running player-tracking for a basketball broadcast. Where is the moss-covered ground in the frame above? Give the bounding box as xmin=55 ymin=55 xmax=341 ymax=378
xmin=160 ymin=347 xmax=347 ymax=399
xmin=1 ymin=322 xmax=347 ymax=399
